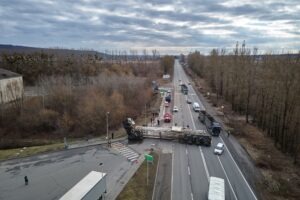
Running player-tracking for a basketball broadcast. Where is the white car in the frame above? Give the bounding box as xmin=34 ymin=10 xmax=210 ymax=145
xmin=214 ymin=143 xmax=224 ymax=155
xmin=173 ymin=106 xmax=179 ymax=112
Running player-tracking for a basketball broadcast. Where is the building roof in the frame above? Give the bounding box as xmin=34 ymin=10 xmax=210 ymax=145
xmin=0 ymin=68 xmax=21 ymax=80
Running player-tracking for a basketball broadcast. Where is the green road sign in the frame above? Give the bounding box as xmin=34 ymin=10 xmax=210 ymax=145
xmin=144 ymin=154 xmax=153 ymax=162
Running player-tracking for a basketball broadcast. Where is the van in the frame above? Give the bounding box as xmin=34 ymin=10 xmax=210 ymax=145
xmin=193 ymin=102 xmax=201 ymax=112
xmin=208 ymin=177 xmax=225 ymax=200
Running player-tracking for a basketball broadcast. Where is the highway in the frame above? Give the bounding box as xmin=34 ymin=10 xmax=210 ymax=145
xmin=170 ymin=60 xmax=258 ymax=200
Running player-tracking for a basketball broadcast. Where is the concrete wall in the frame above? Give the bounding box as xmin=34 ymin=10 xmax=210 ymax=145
xmin=0 ymin=76 xmax=23 ymax=104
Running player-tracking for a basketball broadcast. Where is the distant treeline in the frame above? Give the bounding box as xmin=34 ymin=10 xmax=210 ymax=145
xmin=0 ymin=51 xmax=166 ymax=84
xmin=0 ymin=50 xmax=174 ymax=148
xmin=187 ymin=42 xmax=300 ymax=164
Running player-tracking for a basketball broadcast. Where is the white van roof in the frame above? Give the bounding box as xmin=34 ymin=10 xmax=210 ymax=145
xmin=208 ymin=177 xmax=225 ymax=200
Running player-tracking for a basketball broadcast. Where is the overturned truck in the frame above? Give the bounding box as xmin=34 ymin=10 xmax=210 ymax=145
xmin=123 ymin=118 xmax=211 ymax=146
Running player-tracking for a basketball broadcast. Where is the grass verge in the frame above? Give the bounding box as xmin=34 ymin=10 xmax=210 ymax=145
xmin=117 ymin=151 xmax=159 ymax=200
xmin=0 ymin=143 xmax=64 ymax=161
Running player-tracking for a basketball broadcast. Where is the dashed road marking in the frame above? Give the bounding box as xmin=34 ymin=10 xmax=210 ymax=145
xmin=217 ymin=156 xmax=238 ymax=200
xmin=199 ymin=147 xmax=210 ymax=181
xmin=220 ymin=137 xmax=258 ymax=200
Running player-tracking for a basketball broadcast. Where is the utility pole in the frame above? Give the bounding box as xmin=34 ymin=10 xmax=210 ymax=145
xmin=106 ymin=112 xmax=110 ymax=147
xmin=144 ymin=104 xmax=147 ymax=126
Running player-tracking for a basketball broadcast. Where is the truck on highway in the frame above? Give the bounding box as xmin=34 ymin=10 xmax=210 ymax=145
xmin=198 ymin=110 xmax=222 ymax=136
xmin=123 ymin=118 xmax=211 ymax=146
xmin=179 ymin=130 xmax=211 ymax=146
xmin=208 ymin=176 xmax=225 ymax=200
xmin=60 ymin=171 xmax=106 ymax=200
xmin=181 ymin=83 xmax=188 ymax=95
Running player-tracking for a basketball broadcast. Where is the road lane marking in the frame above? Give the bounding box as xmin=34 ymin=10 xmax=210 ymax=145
xmin=217 ymin=156 xmax=238 ymax=200
xmin=152 ymin=152 xmax=160 ymax=200
xmin=199 ymin=147 xmax=210 ymax=181
xmin=220 ymin=137 xmax=258 ymax=200
xmin=186 ymin=148 xmax=188 ymax=155
xmin=171 ymin=146 xmax=174 ymax=200
xmin=186 ymin=100 xmax=196 ymax=130
xmin=190 ymin=192 xmax=194 ymax=200
xmin=188 ymin=166 xmax=191 ymax=176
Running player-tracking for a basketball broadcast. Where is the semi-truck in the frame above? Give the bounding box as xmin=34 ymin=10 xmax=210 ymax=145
xmin=208 ymin=176 xmax=225 ymax=200
xmin=123 ymin=118 xmax=211 ymax=146
xmin=60 ymin=171 xmax=107 ymax=200
xmin=181 ymin=84 xmax=188 ymax=95
xmin=198 ymin=110 xmax=222 ymax=136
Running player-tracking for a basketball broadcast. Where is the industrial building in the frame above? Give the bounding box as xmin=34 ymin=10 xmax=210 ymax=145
xmin=0 ymin=68 xmax=23 ymax=104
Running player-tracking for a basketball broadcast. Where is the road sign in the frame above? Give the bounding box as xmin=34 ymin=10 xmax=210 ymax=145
xmin=144 ymin=154 xmax=153 ymax=162
xmin=144 ymin=154 xmax=154 ymax=186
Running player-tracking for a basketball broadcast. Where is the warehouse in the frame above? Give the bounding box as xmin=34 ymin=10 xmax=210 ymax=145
xmin=0 ymin=68 xmax=23 ymax=104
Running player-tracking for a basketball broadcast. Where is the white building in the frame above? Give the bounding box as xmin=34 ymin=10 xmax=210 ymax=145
xmin=0 ymin=68 xmax=23 ymax=104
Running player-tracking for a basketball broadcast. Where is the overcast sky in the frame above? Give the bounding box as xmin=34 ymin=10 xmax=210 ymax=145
xmin=0 ymin=0 xmax=299 ymax=54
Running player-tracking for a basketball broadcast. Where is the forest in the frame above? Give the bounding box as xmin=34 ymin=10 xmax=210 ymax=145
xmin=187 ymin=42 xmax=300 ymax=164
xmin=0 ymin=50 xmax=174 ymax=149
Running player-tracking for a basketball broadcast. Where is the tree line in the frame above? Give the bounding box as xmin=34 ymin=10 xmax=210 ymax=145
xmin=187 ymin=42 xmax=300 ymax=164
xmin=0 ymin=51 xmax=172 ymax=148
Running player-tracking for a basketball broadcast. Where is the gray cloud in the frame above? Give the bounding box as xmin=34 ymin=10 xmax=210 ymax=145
xmin=0 ymin=0 xmax=299 ymax=54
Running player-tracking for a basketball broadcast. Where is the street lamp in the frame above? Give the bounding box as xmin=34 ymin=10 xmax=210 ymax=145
xmin=106 ymin=112 xmax=109 ymax=147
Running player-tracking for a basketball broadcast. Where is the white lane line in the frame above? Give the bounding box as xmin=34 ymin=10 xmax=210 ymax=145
xmin=217 ymin=156 xmax=238 ymax=200
xmin=171 ymin=147 xmax=174 ymax=200
xmin=199 ymin=147 xmax=210 ymax=181
xmin=186 ymin=148 xmax=188 ymax=155
xmin=186 ymin=100 xmax=196 ymax=130
xmin=220 ymin=137 xmax=258 ymax=200
xmin=152 ymin=153 xmax=160 ymax=200
xmin=190 ymin=192 xmax=194 ymax=200
xmin=188 ymin=166 xmax=191 ymax=176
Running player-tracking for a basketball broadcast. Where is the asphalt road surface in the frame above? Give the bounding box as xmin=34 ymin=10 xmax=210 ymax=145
xmin=0 ymin=145 xmax=133 ymax=200
xmin=170 ymin=60 xmax=258 ymax=200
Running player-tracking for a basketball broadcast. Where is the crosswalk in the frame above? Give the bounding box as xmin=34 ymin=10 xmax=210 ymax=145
xmin=111 ymin=142 xmax=140 ymax=162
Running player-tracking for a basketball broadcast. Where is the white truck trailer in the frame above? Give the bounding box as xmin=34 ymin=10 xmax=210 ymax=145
xmin=208 ymin=176 xmax=225 ymax=200
xmin=60 ymin=171 xmax=107 ymax=200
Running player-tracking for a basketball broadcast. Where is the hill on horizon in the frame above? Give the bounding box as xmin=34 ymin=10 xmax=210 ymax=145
xmin=0 ymin=44 xmax=106 ymax=58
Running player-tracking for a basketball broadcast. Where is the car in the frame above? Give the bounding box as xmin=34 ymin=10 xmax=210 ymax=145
xmin=186 ymin=98 xmax=192 ymax=104
xmin=173 ymin=106 xmax=179 ymax=112
xmin=163 ymin=113 xmax=172 ymax=123
xmin=214 ymin=143 xmax=224 ymax=155
xmin=165 ymin=101 xmax=169 ymax=107
xmin=193 ymin=102 xmax=201 ymax=112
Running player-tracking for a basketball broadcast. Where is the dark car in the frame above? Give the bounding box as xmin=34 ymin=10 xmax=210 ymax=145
xmin=186 ymin=98 xmax=192 ymax=104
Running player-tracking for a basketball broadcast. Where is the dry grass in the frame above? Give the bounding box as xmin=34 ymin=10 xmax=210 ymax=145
xmin=116 ymin=152 xmax=159 ymax=200
xmin=0 ymin=143 xmax=64 ymax=161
